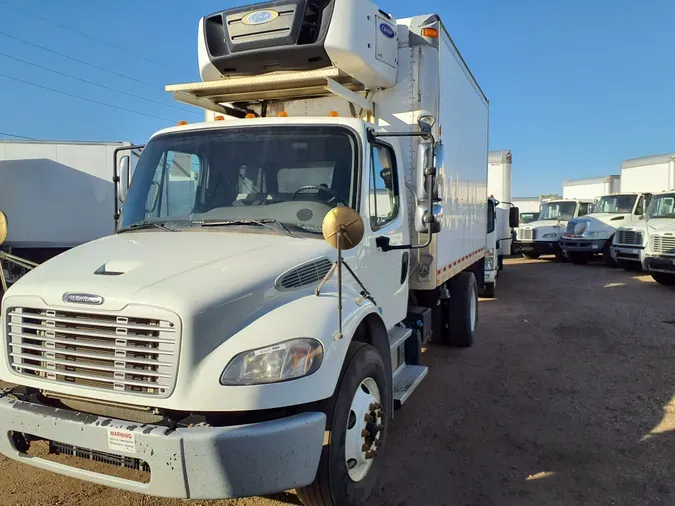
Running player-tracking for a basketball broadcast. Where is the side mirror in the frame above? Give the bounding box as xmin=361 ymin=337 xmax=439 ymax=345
xmin=509 ymin=207 xmax=520 ymax=228
xmin=118 ymin=155 xmax=131 ymax=203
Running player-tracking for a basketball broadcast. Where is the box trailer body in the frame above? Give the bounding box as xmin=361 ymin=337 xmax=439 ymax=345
xmin=562 ymin=175 xmax=620 ymax=201
xmin=0 ymin=2 xmax=489 ymax=505
xmin=488 ymin=150 xmax=513 ymax=257
xmin=512 ymin=197 xmax=540 ymax=223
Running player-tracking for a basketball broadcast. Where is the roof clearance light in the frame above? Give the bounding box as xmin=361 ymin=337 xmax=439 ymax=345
xmin=278 ymin=111 xmax=289 ymax=117
xmin=421 ymin=28 xmax=439 ymax=38
xmin=328 ymin=111 xmax=339 ymax=117
xmin=245 ymin=113 xmax=256 ymax=119
xmin=177 ymin=120 xmax=188 ymax=125
xmin=214 ymin=115 xmax=225 ymax=121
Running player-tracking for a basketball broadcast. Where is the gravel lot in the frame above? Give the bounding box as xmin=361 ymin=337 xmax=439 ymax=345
xmin=1 ymin=257 xmax=674 ymax=506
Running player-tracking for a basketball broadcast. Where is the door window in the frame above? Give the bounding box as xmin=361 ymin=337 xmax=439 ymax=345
xmin=369 ymin=144 xmax=400 ymax=230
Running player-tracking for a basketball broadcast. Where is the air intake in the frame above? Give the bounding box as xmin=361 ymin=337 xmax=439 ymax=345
xmin=276 ymin=257 xmax=332 ymax=290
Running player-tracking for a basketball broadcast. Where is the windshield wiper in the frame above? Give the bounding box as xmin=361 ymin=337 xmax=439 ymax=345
xmin=117 ymin=220 xmax=177 ymax=233
xmin=195 ymin=218 xmax=296 ymax=237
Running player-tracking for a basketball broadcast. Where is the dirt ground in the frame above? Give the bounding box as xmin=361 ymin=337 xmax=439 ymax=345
xmin=1 ymin=256 xmax=674 ymax=506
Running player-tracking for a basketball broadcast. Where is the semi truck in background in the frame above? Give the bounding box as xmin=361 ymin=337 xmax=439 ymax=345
xmin=0 ymin=140 xmax=134 ymax=291
xmin=0 ymin=2 xmax=491 ymax=504
xmin=485 ymin=150 xmax=519 ymax=297
xmin=562 ymin=175 xmax=620 ymax=202
xmin=610 ymin=152 xmax=675 ymax=270
xmin=642 ymin=190 xmax=675 ymax=286
xmin=513 ymin=199 xmax=592 ymax=260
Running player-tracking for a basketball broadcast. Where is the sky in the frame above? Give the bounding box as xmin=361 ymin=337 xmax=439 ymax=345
xmin=0 ymin=0 xmax=673 ymax=196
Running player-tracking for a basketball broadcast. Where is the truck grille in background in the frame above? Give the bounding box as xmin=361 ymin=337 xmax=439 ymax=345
xmin=616 ymin=230 xmax=643 ymax=246
xmin=518 ymin=228 xmax=534 ymax=241
xmin=6 ymin=307 xmax=179 ymax=398
xmin=652 ymin=236 xmax=675 ymax=255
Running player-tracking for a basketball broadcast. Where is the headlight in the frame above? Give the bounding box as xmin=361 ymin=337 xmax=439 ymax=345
xmin=542 ymin=233 xmax=557 ymax=239
xmin=220 ymin=339 xmax=324 ymax=385
xmin=486 ymin=248 xmax=495 ymax=257
xmin=584 ymin=231 xmax=604 ymax=237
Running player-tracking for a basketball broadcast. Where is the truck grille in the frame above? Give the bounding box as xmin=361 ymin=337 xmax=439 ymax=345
xmin=518 ymin=228 xmax=534 ymax=241
xmin=652 ymin=235 xmax=675 ymax=255
xmin=616 ymin=230 xmax=643 ymax=246
xmin=6 ymin=307 xmax=179 ymax=398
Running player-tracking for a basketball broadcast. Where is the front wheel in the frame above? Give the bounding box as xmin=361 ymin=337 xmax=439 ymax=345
xmin=617 ymin=259 xmax=642 ymax=272
xmin=554 ymin=249 xmax=567 ymax=262
xmin=297 ymin=343 xmax=389 ymax=506
xmin=482 ymin=280 xmax=496 ymax=298
xmin=602 ymin=241 xmax=617 ymax=268
xmin=567 ymin=251 xmax=590 ymax=265
xmin=522 ymin=253 xmax=540 ymax=260
xmin=651 ymin=272 xmax=675 ymax=286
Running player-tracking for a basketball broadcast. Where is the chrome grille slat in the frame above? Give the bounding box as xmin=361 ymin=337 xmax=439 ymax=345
xmin=14 ymin=322 xmax=174 ymax=344
xmin=8 ymin=341 xmax=172 ymax=366
xmin=652 ymin=236 xmax=675 ymax=255
xmin=6 ymin=306 xmax=179 ymax=397
xmin=9 ymin=353 xmax=172 ymax=378
xmin=616 ymin=230 xmax=643 ymax=246
xmin=6 ymin=312 xmax=176 ymax=333
xmin=518 ymin=228 xmax=534 ymax=241
xmin=8 ymin=334 xmax=175 ymax=355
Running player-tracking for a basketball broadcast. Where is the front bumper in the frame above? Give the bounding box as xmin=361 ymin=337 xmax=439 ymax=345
xmin=485 ymin=268 xmax=497 ymax=284
xmin=645 ymin=255 xmax=675 ymax=274
xmin=611 ymin=245 xmax=644 ymax=263
xmin=0 ymin=390 xmax=325 ymax=499
xmin=559 ymin=237 xmax=607 ymax=253
xmin=513 ymin=240 xmax=558 ymax=254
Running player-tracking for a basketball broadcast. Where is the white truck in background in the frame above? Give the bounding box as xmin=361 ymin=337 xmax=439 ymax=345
xmin=611 ymin=152 xmax=675 ymax=271
xmin=643 ymin=190 xmax=675 ymax=286
xmin=513 ymin=199 xmax=592 ymax=261
xmin=484 ymin=150 xmax=519 ymax=297
xmin=0 ymin=140 xmax=134 ymax=291
xmin=0 ymin=2 xmax=491 ymax=504
xmin=562 ymin=175 xmax=620 ymax=202
xmin=513 ymin=197 xmax=541 ymax=224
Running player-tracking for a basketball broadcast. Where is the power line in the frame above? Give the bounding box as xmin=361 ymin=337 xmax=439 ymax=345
xmin=0 ymin=30 xmax=163 ymax=91
xmin=0 ymin=131 xmax=36 ymax=140
xmin=0 ymin=0 xmax=192 ymax=78
xmin=0 ymin=51 xmax=201 ymax=116
xmin=0 ymin=72 xmax=177 ymax=123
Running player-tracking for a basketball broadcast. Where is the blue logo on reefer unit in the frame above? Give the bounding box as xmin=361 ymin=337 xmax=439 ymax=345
xmin=379 ymin=23 xmax=396 ymax=39
xmin=242 ymin=9 xmax=279 ymax=26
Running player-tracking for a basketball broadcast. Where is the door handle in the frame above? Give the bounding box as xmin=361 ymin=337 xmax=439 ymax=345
xmin=401 ymin=252 xmax=409 ymax=284
xmin=376 ymin=236 xmax=392 ymax=251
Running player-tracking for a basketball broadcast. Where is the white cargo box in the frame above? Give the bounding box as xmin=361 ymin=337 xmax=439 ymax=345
xmin=0 ymin=140 xmax=131 ymax=248
xmin=562 ymin=175 xmax=620 ymax=200
xmin=620 ymin=153 xmax=675 ymax=193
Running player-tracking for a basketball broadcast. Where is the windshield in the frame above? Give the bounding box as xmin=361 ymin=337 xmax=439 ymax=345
xmin=539 ymin=202 xmax=577 ymax=221
xmin=120 ymin=126 xmax=359 ymax=235
xmin=647 ymin=194 xmax=675 ymax=219
xmin=594 ymin=195 xmax=637 ymax=214
xmin=520 ymin=212 xmax=539 ymax=224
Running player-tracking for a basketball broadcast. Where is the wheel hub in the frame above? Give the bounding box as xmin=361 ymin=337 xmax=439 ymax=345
xmin=345 ymin=377 xmax=384 ymax=482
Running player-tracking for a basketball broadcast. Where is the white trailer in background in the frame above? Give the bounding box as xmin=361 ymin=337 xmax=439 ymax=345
xmin=0 ymin=2 xmax=490 ymax=504
xmin=609 ymin=153 xmax=675 ymax=270
xmin=513 ymin=197 xmax=541 ymax=223
xmin=0 ymin=140 xmax=133 ymax=289
xmin=562 ymin=175 xmax=620 ymax=202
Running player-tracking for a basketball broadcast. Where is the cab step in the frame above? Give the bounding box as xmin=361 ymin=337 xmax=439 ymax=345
xmin=388 ymin=325 xmax=412 ymax=351
xmin=393 ymin=364 xmax=428 ymax=407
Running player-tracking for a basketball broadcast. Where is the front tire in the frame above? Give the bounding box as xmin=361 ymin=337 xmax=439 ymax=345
xmin=554 ymin=249 xmax=567 ymax=262
xmin=522 ymin=253 xmax=540 ymax=260
xmin=651 ymin=272 xmax=675 ymax=286
xmin=617 ymin=259 xmax=642 ymax=272
xmin=567 ymin=251 xmax=590 ymax=265
xmin=602 ymin=240 xmax=617 ymax=268
xmin=297 ymin=343 xmax=390 ymax=506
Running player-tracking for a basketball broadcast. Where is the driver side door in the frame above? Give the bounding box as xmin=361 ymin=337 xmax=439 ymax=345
xmin=356 ymin=141 xmax=410 ymax=330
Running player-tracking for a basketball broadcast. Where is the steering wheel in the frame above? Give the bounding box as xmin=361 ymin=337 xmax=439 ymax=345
xmin=292 ymin=185 xmax=346 ymax=205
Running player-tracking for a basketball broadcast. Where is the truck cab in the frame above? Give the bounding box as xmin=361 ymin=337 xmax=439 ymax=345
xmin=513 ymin=199 xmax=592 ymax=260
xmin=561 ymin=193 xmax=649 ymax=265
xmin=643 ymin=191 xmax=675 ymax=285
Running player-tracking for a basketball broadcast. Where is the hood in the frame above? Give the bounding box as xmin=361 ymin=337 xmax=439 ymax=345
xmin=520 ymin=219 xmax=568 ymax=229
xmin=516 ymin=220 xmax=565 ymax=241
xmin=565 ymin=214 xmax=628 ymax=236
xmin=647 ymin=218 xmax=675 ymax=233
xmin=5 ymin=230 xmax=334 ymax=315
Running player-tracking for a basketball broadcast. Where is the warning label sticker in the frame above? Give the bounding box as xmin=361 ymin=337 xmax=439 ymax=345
xmin=107 ymin=428 xmax=136 ymax=454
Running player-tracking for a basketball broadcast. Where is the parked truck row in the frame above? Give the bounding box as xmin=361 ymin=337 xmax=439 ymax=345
xmin=0 ymin=1 xmax=520 ymax=505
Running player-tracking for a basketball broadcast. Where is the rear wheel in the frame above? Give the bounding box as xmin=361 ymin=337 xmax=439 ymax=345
xmin=443 ymin=272 xmax=478 ymax=347
xmin=567 ymin=251 xmax=590 ymax=265
xmin=651 ymin=272 xmax=675 ymax=286
xmin=297 ymin=343 xmax=389 ymax=506
xmin=522 ymin=253 xmax=540 ymax=260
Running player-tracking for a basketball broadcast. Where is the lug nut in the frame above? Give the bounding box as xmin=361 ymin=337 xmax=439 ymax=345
xmin=369 ymin=402 xmax=381 ymax=411
xmin=361 ymin=429 xmax=370 ymax=438
xmin=362 ymin=443 xmax=370 ymax=452
xmin=364 ymin=414 xmax=373 ymax=422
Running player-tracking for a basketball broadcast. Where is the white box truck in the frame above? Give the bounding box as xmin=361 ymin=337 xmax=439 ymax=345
xmin=0 ymin=140 xmax=134 ymax=289
xmin=485 ymin=150 xmax=518 ymax=297
xmin=0 ymin=2 xmax=490 ymax=504
xmin=513 ymin=197 xmax=541 ymax=223
xmin=609 ymin=153 xmax=675 ymax=270
xmin=562 ymin=175 xmax=620 ymax=201
xmin=513 ymin=199 xmax=593 ymax=260
xmin=642 ymin=190 xmax=675 ymax=285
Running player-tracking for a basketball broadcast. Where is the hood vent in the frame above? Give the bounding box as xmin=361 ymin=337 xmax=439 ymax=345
xmin=611 ymin=216 xmax=625 ymax=221
xmin=276 ymin=257 xmax=332 ymax=290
